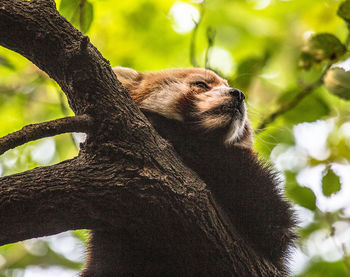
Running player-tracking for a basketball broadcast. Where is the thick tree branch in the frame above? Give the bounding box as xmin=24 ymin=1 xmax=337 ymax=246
xmin=0 ymin=115 xmax=93 ymax=155
xmin=0 ymin=0 xmax=285 ymax=275
xmin=0 ymin=148 xmax=278 ymax=275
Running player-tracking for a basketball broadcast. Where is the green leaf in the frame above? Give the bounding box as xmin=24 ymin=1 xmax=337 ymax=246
xmin=322 ymin=167 xmax=341 ymax=197
xmin=59 ymin=0 xmax=93 ymax=34
xmin=300 ymin=33 xmax=346 ymax=69
xmin=282 ymin=89 xmax=331 ymax=124
xmin=298 ymin=222 xmax=321 ymax=239
xmin=298 ymin=259 xmax=349 ymax=277
xmin=59 ymin=0 xmax=80 ymax=21
xmin=285 ymin=172 xmax=317 ymax=211
xmin=79 ymin=1 xmax=93 ymax=34
xmin=299 ymin=51 xmax=314 ymax=70
xmin=337 ymin=0 xmax=350 ymax=23
xmin=0 ymin=56 xmax=15 ymax=70
xmin=234 ymin=57 xmax=264 ymax=91
xmin=324 ymin=67 xmax=350 ymax=100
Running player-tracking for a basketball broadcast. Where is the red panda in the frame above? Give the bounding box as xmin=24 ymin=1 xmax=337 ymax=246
xmin=113 ymin=67 xmax=253 ymax=147
xmin=82 ymin=67 xmax=296 ymax=276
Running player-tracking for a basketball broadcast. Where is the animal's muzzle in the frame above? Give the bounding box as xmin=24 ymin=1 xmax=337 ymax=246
xmin=229 ymin=88 xmax=245 ymax=103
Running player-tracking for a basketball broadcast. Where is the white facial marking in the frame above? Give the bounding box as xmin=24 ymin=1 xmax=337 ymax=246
xmin=195 ymin=95 xmax=231 ymax=113
xmin=224 ymin=105 xmax=247 ymax=145
xmin=200 ymin=114 xmax=231 ymax=130
xmin=194 ymin=86 xmax=231 ymax=114
xmin=140 ymin=81 xmax=186 ymax=121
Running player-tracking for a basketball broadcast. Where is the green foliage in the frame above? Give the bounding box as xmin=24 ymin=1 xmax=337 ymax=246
xmin=285 ymin=172 xmax=317 ymax=211
xmin=233 ymin=54 xmax=269 ymax=92
xmin=321 ymin=167 xmax=342 ymax=197
xmin=0 ymin=56 xmax=14 ymax=70
xmin=338 ymin=0 xmax=350 ymax=23
xmin=59 ymin=0 xmax=94 ymax=33
xmin=296 ymin=259 xmax=349 ymax=277
xmin=299 ymin=34 xmax=346 ymax=69
xmin=324 ymin=67 xmax=350 ymax=100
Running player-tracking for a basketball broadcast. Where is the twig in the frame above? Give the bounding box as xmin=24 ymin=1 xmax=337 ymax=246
xmin=0 ymin=114 xmax=93 ymax=155
xmin=58 ymin=90 xmax=71 ymax=116
xmin=325 ymin=213 xmax=350 ymax=276
xmin=256 ymin=64 xmax=331 ymax=133
xmin=204 ymin=27 xmax=216 ymax=69
xmin=346 ymin=24 xmax=350 ymax=48
xmin=57 ymin=89 xmax=79 ymax=149
xmin=190 ymin=2 xmax=205 ymax=67
xmin=341 ymin=244 xmax=350 ymax=276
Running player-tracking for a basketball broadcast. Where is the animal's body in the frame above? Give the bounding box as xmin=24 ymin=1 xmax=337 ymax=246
xmin=82 ymin=67 xmax=295 ymax=276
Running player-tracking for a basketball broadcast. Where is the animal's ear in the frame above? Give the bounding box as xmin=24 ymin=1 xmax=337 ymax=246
xmin=113 ymin=66 xmax=142 ymax=86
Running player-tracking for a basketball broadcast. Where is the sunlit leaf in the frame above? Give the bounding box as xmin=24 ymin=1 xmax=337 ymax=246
xmin=300 ymin=33 xmax=346 ymax=69
xmin=0 ymin=56 xmax=15 ymax=70
xmin=282 ymin=89 xmax=331 ymax=124
xmin=59 ymin=0 xmax=93 ymax=34
xmin=71 ymin=229 xmax=90 ymax=245
xmin=297 ymin=259 xmax=349 ymax=277
xmin=298 ymin=222 xmax=321 ymax=239
xmin=321 ymin=167 xmax=341 ymax=197
xmin=284 ymin=172 xmax=317 ymax=211
xmin=233 ymin=56 xmax=265 ymax=91
xmin=79 ymin=1 xmax=93 ymax=34
xmin=337 ymin=0 xmax=350 ymax=23
xmin=59 ymin=0 xmax=80 ymax=21
xmin=324 ymin=67 xmax=350 ymax=100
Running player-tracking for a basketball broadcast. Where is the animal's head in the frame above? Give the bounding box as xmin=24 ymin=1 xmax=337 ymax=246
xmin=113 ymin=67 xmax=252 ymax=148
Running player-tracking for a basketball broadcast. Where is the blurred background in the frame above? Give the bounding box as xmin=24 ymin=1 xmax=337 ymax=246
xmin=1 ymin=0 xmax=350 ymax=276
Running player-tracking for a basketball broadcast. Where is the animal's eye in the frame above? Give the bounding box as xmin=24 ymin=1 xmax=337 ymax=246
xmin=193 ymin=81 xmax=209 ymax=90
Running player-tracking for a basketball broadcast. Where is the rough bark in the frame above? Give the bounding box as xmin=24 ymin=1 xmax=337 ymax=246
xmin=0 ymin=0 xmax=280 ymax=275
xmin=0 ymin=115 xmax=93 ymax=155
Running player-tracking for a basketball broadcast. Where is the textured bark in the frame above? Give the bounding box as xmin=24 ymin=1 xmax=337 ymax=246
xmin=0 ymin=0 xmax=281 ymax=276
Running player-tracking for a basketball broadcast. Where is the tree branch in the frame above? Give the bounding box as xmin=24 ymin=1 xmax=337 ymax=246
xmin=204 ymin=27 xmax=216 ymax=69
xmin=190 ymin=2 xmax=205 ymax=67
xmin=0 ymin=155 xmax=151 ymax=245
xmin=256 ymin=64 xmax=331 ymax=133
xmin=0 ymin=115 xmax=92 ymax=155
xmin=0 ymin=148 xmax=279 ymax=276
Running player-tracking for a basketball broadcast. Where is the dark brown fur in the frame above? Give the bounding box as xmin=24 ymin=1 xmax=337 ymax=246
xmin=142 ymin=112 xmax=296 ymax=273
xmin=81 ymin=68 xmax=296 ymax=276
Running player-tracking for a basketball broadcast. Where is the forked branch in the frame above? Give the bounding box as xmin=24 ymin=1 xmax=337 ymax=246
xmin=0 ymin=114 xmax=93 ymax=155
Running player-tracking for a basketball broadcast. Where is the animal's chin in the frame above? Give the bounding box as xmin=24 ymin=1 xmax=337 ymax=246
xmin=195 ymin=104 xmax=247 ymax=145
xmin=201 ymin=103 xmax=246 ymax=128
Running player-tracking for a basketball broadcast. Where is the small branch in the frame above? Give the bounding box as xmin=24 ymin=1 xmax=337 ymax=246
xmin=341 ymin=244 xmax=350 ymax=275
xmin=256 ymin=64 xmax=331 ymax=133
xmin=190 ymin=2 xmax=205 ymax=67
xmin=58 ymin=90 xmax=71 ymax=117
xmin=204 ymin=27 xmax=216 ymax=69
xmin=325 ymin=214 xmax=350 ymax=276
xmin=346 ymin=24 xmax=350 ymax=48
xmin=0 ymin=114 xmax=93 ymax=155
xmin=57 ymin=90 xmax=79 ymax=149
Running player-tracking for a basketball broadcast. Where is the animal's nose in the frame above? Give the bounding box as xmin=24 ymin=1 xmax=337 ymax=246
xmin=229 ymin=88 xmax=245 ymax=102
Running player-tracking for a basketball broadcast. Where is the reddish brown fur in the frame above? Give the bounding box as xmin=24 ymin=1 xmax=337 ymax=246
xmin=114 ymin=67 xmax=228 ymax=104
